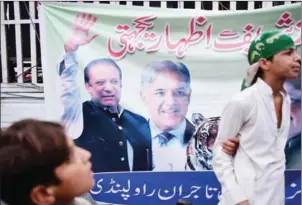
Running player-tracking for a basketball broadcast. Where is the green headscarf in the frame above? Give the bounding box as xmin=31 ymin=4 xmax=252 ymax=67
xmin=241 ymin=30 xmax=295 ymax=90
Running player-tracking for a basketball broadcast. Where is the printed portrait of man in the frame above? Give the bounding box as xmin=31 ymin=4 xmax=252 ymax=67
xmin=57 ymin=13 xmax=152 ymax=173
xmin=140 ymin=60 xmax=195 ymax=171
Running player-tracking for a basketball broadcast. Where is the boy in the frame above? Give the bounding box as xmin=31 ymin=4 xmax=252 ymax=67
xmin=0 ymin=119 xmax=96 ymax=205
xmin=212 ymin=31 xmax=301 ymax=205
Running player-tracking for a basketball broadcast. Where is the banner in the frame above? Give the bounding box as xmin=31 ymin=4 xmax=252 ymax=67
xmin=38 ymin=2 xmax=301 ymax=204
xmin=90 ymin=170 xmax=301 ymax=205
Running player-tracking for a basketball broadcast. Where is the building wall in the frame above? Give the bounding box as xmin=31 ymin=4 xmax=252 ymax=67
xmin=1 ymin=84 xmax=45 ymax=128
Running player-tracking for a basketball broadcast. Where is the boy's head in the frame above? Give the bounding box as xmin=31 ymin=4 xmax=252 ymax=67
xmin=241 ymin=30 xmax=301 ymax=90
xmin=0 ymin=119 xmax=94 ymax=205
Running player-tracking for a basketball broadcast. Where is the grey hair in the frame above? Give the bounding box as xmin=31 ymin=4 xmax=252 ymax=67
xmin=141 ymin=60 xmax=191 ymax=87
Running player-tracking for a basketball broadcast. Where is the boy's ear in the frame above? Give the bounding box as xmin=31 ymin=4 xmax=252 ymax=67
xmin=258 ymin=58 xmax=272 ymax=72
xmin=30 ymin=186 xmax=56 ymax=205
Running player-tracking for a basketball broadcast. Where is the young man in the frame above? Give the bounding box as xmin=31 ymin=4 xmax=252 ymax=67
xmin=212 ymin=31 xmax=301 ymax=205
xmin=0 ymin=119 xmax=96 ymax=205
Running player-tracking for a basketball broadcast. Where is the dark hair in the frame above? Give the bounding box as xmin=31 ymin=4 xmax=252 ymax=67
xmin=141 ymin=60 xmax=191 ymax=87
xmin=0 ymin=119 xmax=70 ymax=205
xmin=84 ymin=58 xmax=122 ymax=84
xmin=251 ymin=55 xmax=274 ymax=85
xmin=176 ymin=199 xmax=192 ymax=205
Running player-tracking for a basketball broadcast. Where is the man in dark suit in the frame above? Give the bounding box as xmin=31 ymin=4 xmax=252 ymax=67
xmin=140 ymin=60 xmax=195 ymax=171
xmin=57 ymin=13 xmax=152 ymax=173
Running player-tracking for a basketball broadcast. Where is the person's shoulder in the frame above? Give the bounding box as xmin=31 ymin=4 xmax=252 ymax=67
xmin=123 ymin=109 xmax=147 ymax=124
xmin=233 ymin=85 xmax=257 ymax=101
xmin=185 ymin=118 xmax=195 ymax=132
xmin=72 ymin=197 xmax=93 ymax=205
xmin=226 ymin=85 xmax=257 ymax=109
xmin=82 ymin=100 xmax=92 ymax=108
xmin=224 ymin=87 xmax=257 ymax=114
xmin=76 ymin=193 xmax=96 ymax=205
xmin=0 ymin=200 xmax=9 ymax=205
xmin=82 ymin=101 xmax=98 ymax=113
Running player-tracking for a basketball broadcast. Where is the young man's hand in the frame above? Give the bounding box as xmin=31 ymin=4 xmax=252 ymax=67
xmin=222 ymin=136 xmax=239 ymax=156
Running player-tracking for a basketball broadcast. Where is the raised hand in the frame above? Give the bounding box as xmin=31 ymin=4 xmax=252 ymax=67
xmin=64 ymin=13 xmax=99 ymax=52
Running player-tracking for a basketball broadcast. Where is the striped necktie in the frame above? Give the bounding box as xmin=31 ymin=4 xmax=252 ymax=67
xmin=156 ymin=132 xmax=175 ymax=146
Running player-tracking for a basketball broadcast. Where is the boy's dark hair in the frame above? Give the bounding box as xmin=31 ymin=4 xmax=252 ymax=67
xmin=0 ymin=119 xmax=70 ymax=205
xmin=176 ymin=199 xmax=192 ymax=205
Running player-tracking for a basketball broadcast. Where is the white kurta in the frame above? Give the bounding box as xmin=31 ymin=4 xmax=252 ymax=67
xmin=213 ymin=78 xmax=291 ymax=205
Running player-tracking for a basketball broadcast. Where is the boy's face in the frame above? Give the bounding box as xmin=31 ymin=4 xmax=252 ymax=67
xmin=31 ymin=139 xmax=94 ymax=205
xmin=262 ymin=48 xmax=301 ymax=80
xmin=53 ymin=139 xmax=94 ymax=200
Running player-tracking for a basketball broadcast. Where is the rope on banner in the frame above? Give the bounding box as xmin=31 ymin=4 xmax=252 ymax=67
xmin=218 ymin=1 xmax=235 ymax=12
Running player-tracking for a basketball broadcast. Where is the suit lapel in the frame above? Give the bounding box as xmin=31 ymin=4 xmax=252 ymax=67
xmin=137 ymin=121 xmax=152 ymax=142
xmin=183 ymin=119 xmax=196 ymax=145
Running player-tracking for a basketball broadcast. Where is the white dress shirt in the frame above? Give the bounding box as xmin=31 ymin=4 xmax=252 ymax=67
xmin=150 ymin=119 xmax=188 ymax=171
xmin=212 ymin=78 xmax=291 ymax=205
xmin=57 ymin=51 xmax=134 ymax=171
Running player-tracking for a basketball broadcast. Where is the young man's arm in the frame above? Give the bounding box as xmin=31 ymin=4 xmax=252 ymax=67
xmin=212 ymin=99 xmax=249 ymax=205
